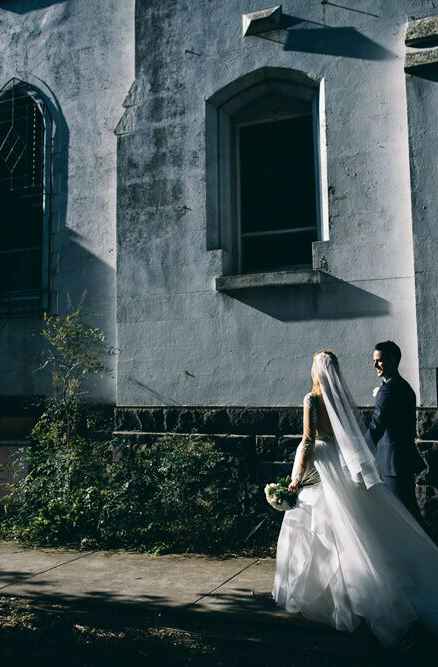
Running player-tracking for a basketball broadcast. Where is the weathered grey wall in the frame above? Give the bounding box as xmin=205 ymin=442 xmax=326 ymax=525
xmin=406 ymin=62 xmax=438 ymax=406
xmin=116 ymin=0 xmax=429 ymax=408
xmin=0 ymin=0 xmax=135 ymax=402
xmin=1 ymin=0 xmax=435 ymax=409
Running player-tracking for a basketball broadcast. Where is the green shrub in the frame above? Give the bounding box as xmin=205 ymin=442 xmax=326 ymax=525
xmin=1 ymin=432 xmax=275 ymax=553
xmin=0 ymin=309 xmax=279 ymax=554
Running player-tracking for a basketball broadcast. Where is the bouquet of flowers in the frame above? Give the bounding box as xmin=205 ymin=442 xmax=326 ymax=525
xmin=264 ymin=470 xmax=320 ymax=512
xmin=264 ymin=476 xmax=297 ymax=511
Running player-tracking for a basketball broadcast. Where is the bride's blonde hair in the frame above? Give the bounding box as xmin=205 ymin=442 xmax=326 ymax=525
xmin=311 ymin=350 xmax=339 ymax=396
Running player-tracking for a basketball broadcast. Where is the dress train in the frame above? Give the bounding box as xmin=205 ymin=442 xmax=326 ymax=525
xmin=273 ymin=439 xmax=438 ymax=646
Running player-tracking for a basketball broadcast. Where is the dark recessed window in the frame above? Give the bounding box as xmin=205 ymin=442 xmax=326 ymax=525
xmin=206 ymin=69 xmax=323 ymax=277
xmin=0 ymin=84 xmax=45 ymax=312
xmin=239 ymin=115 xmax=317 ymax=273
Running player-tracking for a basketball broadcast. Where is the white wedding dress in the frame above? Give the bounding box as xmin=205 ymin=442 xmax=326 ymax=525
xmin=273 ymin=359 xmax=438 ymax=647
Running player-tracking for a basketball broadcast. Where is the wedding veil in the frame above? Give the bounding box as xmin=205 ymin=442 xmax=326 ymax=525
xmin=314 ymin=352 xmax=382 ymax=489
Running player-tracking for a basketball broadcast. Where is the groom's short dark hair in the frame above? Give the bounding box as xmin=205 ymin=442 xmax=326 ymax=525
xmin=374 ymin=340 xmax=401 ymax=366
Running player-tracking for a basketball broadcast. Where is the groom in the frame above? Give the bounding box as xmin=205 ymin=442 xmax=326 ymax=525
xmin=367 ymin=340 xmax=424 ymax=520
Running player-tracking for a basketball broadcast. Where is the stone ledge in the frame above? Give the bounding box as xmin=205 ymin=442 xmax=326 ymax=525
xmin=113 ymin=431 xmax=252 ymax=444
xmin=405 ymin=46 xmax=438 ymax=70
xmin=215 ymin=269 xmax=322 ymax=291
xmin=406 ymin=16 xmax=438 ymax=48
xmin=114 ymin=406 xmax=438 ymax=439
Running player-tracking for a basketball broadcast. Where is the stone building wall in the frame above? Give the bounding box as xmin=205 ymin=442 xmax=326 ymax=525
xmin=0 ymin=0 xmax=438 ymax=539
xmin=116 ymin=0 xmax=429 ymax=410
xmin=405 ymin=15 xmax=438 ymax=406
xmin=0 ymin=0 xmax=135 ymax=405
xmin=0 ymin=0 xmax=438 ymax=417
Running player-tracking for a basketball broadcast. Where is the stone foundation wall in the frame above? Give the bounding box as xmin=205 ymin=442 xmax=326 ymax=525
xmin=115 ymin=405 xmax=438 ymax=540
xmin=1 ymin=400 xmax=437 ymax=539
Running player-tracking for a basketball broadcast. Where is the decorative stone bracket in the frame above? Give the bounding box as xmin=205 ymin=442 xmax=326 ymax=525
xmin=242 ymin=5 xmax=283 ymax=37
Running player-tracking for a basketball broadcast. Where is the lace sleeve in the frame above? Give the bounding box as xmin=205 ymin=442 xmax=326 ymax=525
xmin=291 ymin=393 xmax=316 ymax=484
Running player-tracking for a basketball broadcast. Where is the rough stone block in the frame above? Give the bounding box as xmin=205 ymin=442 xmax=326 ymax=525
xmin=406 ymin=16 xmax=438 ymax=47
xmin=164 ymin=408 xmax=199 ymax=433
xmin=278 ymin=408 xmax=302 ymax=435
xmin=415 ymin=440 xmax=438 ymax=540
xmin=278 ymin=435 xmax=301 ymax=461
xmin=257 ymin=461 xmax=292 ymax=486
xmin=417 ymin=409 xmax=438 ymax=439
xmin=405 ymin=46 xmax=438 ymax=70
xmin=255 ymin=435 xmax=277 ymax=459
xmin=255 ymin=434 xmax=300 ymax=461
xmin=200 ymin=408 xmax=231 ymax=433
xmin=225 ymin=408 xmax=279 ymax=435
xmin=114 ymin=407 xmax=165 ymax=433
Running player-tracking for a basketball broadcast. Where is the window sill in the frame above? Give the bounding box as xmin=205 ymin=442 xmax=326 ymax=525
xmin=215 ymin=268 xmax=322 ymax=292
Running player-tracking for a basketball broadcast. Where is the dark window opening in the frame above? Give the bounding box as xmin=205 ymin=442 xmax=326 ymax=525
xmin=239 ymin=115 xmax=317 ymax=273
xmin=0 ymin=84 xmax=45 ymax=308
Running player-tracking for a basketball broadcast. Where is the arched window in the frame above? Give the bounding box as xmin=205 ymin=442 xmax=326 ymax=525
xmin=0 ymin=80 xmax=49 ymax=314
xmin=206 ymin=68 xmax=327 ymax=276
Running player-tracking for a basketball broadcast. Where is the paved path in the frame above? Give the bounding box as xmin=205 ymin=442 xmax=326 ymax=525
xmin=0 ymin=541 xmax=378 ymax=659
xmin=0 ymin=542 xmax=278 ymax=614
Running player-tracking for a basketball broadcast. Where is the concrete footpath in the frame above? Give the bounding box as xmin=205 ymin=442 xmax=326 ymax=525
xmin=0 ymin=541 xmax=279 ymax=616
xmin=0 ymin=541 xmax=377 ymax=658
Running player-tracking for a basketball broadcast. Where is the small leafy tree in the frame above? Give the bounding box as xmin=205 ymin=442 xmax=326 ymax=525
xmin=37 ymin=310 xmax=106 ymax=444
xmin=1 ymin=309 xmax=109 ymax=545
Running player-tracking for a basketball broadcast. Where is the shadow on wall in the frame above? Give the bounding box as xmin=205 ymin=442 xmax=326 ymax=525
xmin=260 ymin=14 xmax=396 ymax=61
xmin=223 ymin=275 xmax=390 ymax=322
xmin=0 ymin=228 xmax=115 ymax=398
xmin=0 ymin=0 xmax=66 ymax=12
xmin=0 ymin=77 xmax=114 ymax=398
xmin=0 ymin=75 xmax=68 ymax=396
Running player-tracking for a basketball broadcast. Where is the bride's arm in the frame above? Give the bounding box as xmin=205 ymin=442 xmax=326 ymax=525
xmin=289 ymin=394 xmax=316 ymax=491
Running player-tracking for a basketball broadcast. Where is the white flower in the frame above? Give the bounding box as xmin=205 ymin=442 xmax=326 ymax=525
xmin=265 ymin=482 xmax=293 ymax=511
xmin=372 ymin=386 xmax=381 ymax=398
xmin=264 ymin=483 xmax=277 ymax=498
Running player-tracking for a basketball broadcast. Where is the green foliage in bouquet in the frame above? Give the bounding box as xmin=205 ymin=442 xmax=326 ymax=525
xmin=265 ymin=475 xmax=298 ymax=511
xmin=273 ymin=475 xmax=297 ymax=504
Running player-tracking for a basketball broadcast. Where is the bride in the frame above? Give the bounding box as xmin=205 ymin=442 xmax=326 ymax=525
xmin=273 ymin=350 xmax=438 ymax=646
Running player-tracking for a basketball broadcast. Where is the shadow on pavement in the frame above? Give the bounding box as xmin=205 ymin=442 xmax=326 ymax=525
xmin=0 ymin=580 xmax=417 ymax=666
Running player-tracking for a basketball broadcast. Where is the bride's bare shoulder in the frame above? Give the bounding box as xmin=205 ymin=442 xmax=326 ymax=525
xmin=303 ymin=392 xmax=318 ymax=407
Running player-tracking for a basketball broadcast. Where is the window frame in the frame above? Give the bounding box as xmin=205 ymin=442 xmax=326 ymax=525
xmin=206 ymin=68 xmax=328 ymax=278
xmin=0 ymin=79 xmax=52 ymax=316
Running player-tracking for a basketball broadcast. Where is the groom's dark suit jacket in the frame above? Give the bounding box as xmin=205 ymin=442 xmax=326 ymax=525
xmin=366 ymin=373 xmax=424 ymax=478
